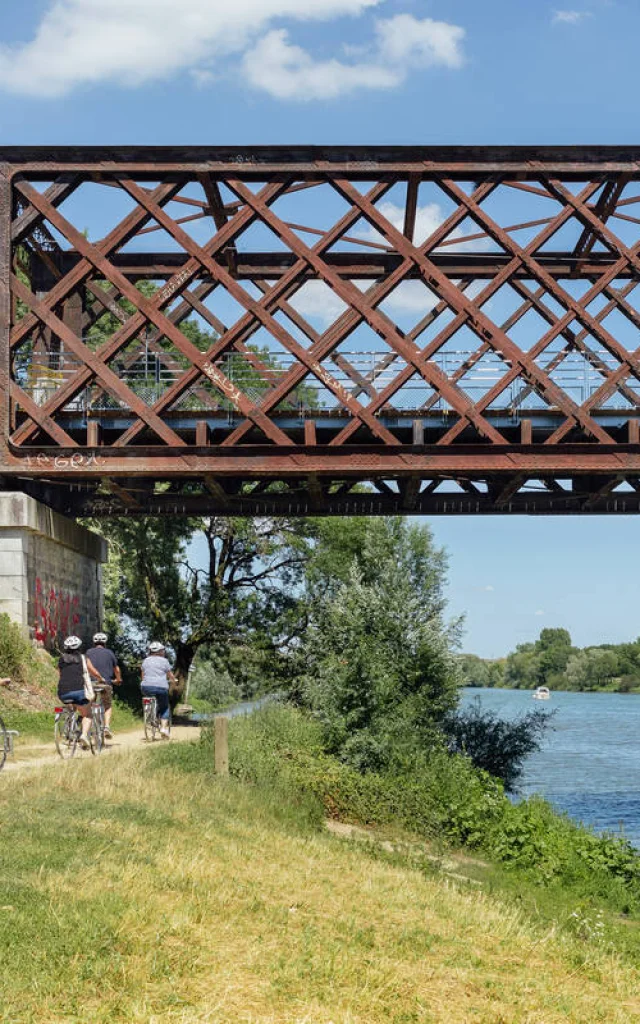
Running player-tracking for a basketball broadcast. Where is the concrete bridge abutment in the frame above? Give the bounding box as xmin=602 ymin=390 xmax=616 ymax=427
xmin=0 ymin=493 xmax=107 ymax=650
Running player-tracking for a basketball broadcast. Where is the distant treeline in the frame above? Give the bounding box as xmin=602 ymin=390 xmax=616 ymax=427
xmin=460 ymin=628 xmax=640 ymax=693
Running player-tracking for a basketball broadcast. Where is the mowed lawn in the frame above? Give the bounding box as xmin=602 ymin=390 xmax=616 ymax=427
xmin=0 ymin=749 xmax=638 ymax=1024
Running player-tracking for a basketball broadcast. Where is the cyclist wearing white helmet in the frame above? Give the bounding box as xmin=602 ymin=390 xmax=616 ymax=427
xmin=140 ymin=642 xmax=176 ymax=739
xmin=57 ymin=636 xmax=104 ymax=750
xmin=86 ymin=632 xmax=122 ymax=740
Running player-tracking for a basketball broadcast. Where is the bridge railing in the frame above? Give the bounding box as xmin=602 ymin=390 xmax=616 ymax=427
xmin=16 ymin=348 xmax=640 ymax=417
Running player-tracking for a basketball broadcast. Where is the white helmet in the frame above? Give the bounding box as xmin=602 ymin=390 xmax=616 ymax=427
xmin=148 ymin=641 xmax=165 ymax=654
xmin=93 ymin=632 xmax=108 ymax=644
xmin=63 ymin=635 xmax=82 ymax=650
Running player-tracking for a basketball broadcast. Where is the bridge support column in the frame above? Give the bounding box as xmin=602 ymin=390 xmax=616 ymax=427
xmin=0 ymin=493 xmax=107 ymax=649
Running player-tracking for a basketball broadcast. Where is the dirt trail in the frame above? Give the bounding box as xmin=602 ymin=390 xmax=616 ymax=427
xmin=2 ymin=722 xmax=200 ymax=773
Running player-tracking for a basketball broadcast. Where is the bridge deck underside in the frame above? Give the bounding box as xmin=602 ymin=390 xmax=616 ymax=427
xmin=3 ymin=145 xmax=640 ymax=515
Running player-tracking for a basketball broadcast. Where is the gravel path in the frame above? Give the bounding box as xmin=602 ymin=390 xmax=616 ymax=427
xmin=2 ymin=722 xmax=201 ymax=773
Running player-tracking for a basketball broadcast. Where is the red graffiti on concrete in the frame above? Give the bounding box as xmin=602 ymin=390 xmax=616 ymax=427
xmin=34 ymin=577 xmax=81 ymax=647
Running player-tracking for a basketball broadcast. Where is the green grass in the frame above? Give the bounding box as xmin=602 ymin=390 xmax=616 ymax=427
xmin=153 ymin=704 xmax=640 ymax=963
xmin=1 ymin=747 xmax=639 ymax=1022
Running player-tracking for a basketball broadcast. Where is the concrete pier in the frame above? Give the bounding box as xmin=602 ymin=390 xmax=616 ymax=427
xmin=0 ymin=493 xmax=107 ymax=649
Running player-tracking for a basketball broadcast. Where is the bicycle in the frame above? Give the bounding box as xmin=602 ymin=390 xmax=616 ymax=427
xmin=143 ymin=695 xmax=171 ymax=742
xmin=90 ymin=685 xmax=107 ymax=754
xmin=0 ymin=713 xmax=7 ymax=771
xmin=0 ymin=679 xmax=18 ymax=772
xmin=54 ymin=702 xmax=88 ymax=758
xmin=54 ymin=686 xmax=106 ymax=759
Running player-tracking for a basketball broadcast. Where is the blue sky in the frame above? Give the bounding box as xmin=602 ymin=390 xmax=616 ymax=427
xmin=2 ymin=0 xmax=640 ymax=657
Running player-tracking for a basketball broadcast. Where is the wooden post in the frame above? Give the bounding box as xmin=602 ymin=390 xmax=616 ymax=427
xmin=214 ymin=716 xmax=229 ymax=776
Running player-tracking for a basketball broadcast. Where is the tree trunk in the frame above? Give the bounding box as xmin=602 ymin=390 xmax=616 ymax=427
xmin=172 ymin=641 xmax=196 ymax=706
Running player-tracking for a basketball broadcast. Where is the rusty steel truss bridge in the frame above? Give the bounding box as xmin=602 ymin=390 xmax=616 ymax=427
xmin=4 ymin=145 xmax=640 ymax=516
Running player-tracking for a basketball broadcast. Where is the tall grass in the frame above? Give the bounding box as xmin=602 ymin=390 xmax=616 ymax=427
xmin=1 ymin=746 xmax=638 ymax=1022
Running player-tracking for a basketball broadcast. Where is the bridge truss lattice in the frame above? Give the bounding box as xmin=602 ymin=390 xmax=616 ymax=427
xmin=3 ymin=146 xmax=640 ymax=515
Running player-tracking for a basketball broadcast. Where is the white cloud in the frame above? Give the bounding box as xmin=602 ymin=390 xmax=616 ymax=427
xmin=534 ymin=609 xmax=545 ymax=616
xmin=289 ymin=281 xmax=349 ymax=324
xmin=0 ymin=0 xmax=383 ymax=97
xmin=361 ymin=199 xmax=451 ymax=247
xmin=244 ymin=15 xmax=465 ymax=100
xmin=551 ymin=10 xmax=592 ymax=24
xmin=289 ymin=276 xmax=443 ymax=325
xmin=190 ymin=68 xmax=217 ymax=88
xmin=357 ymin=198 xmax=484 ymax=254
xmin=484 ymin=585 xmax=495 ymax=592
xmin=243 ymin=29 xmax=399 ymax=100
xmin=375 ymin=13 xmax=465 ymax=69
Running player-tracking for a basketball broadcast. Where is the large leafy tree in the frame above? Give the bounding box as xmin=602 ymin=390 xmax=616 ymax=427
xmin=301 ymin=518 xmax=462 ymax=771
xmin=93 ymin=515 xmax=313 ymax=699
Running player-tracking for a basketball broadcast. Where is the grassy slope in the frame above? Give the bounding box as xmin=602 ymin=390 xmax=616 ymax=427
xmin=1 ymin=749 xmax=639 ymax=1024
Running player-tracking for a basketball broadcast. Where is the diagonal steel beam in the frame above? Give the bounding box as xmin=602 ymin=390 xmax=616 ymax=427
xmin=11 ymin=179 xmax=288 ymax=446
xmin=12 ymin=275 xmax=187 ymax=446
xmin=115 ymin=181 xmax=397 ymax=447
xmin=434 ymin=177 xmax=616 ymax=443
xmin=326 ymin=178 xmax=601 ymax=446
xmin=119 ymin=177 xmax=401 ymax=447
xmin=227 ymin=178 xmax=508 ymax=445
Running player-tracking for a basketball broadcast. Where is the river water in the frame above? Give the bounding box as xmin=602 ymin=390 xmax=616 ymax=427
xmin=460 ymin=687 xmax=640 ymax=848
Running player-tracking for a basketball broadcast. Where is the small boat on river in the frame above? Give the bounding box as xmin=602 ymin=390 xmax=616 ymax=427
xmin=533 ymin=686 xmax=551 ymax=700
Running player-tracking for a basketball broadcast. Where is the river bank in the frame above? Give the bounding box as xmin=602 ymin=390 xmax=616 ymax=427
xmin=461 ymin=687 xmax=640 ymax=847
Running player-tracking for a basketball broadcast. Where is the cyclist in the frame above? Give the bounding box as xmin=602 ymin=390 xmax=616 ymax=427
xmin=140 ymin=641 xmax=176 ymax=739
xmin=57 ymin=636 xmax=104 ymax=750
xmin=86 ymin=632 xmax=122 ymax=740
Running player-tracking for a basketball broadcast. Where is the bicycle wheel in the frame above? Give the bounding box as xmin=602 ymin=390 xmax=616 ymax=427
xmin=0 ymin=715 xmax=7 ymax=771
xmin=144 ymin=698 xmax=158 ymax=742
xmin=91 ymin=705 xmax=104 ymax=754
xmin=55 ymin=709 xmax=78 ymax=759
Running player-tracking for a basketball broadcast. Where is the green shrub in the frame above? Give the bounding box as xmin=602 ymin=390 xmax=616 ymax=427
xmin=0 ymin=613 xmax=57 ymax=711
xmin=443 ymin=698 xmax=553 ymax=791
xmin=228 ymin=705 xmax=640 ymax=908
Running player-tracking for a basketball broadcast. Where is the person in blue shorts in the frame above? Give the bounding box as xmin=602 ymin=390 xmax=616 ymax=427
xmin=140 ymin=641 xmax=176 ymax=739
xmin=57 ymin=636 xmax=104 ymax=749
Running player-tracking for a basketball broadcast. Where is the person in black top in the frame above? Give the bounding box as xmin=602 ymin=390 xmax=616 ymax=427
xmin=86 ymin=633 xmax=122 ymax=739
xmin=58 ymin=636 xmax=103 ymax=750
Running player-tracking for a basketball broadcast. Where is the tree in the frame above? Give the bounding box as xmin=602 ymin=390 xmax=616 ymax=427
xmin=301 ymin=518 xmax=461 ymax=771
xmin=503 ymin=628 xmax=574 ymax=689
xmin=537 ymin=627 xmax=573 ymax=684
xmin=504 ymin=642 xmax=541 ymax=689
xmin=92 ymin=515 xmax=313 ymax=701
xmin=458 ymin=654 xmax=505 ymax=688
xmin=459 ymin=654 xmax=490 ymax=687
xmin=565 ymin=648 xmax=619 ymax=691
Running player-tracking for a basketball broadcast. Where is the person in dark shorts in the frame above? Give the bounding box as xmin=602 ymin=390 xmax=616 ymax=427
xmin=140 ymin=641 xmax=176 ymax=739
xmin=86 ymin=632 xmax=122 ymax=740
xmin=57 ymin=636 xmax=104 ymax=749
